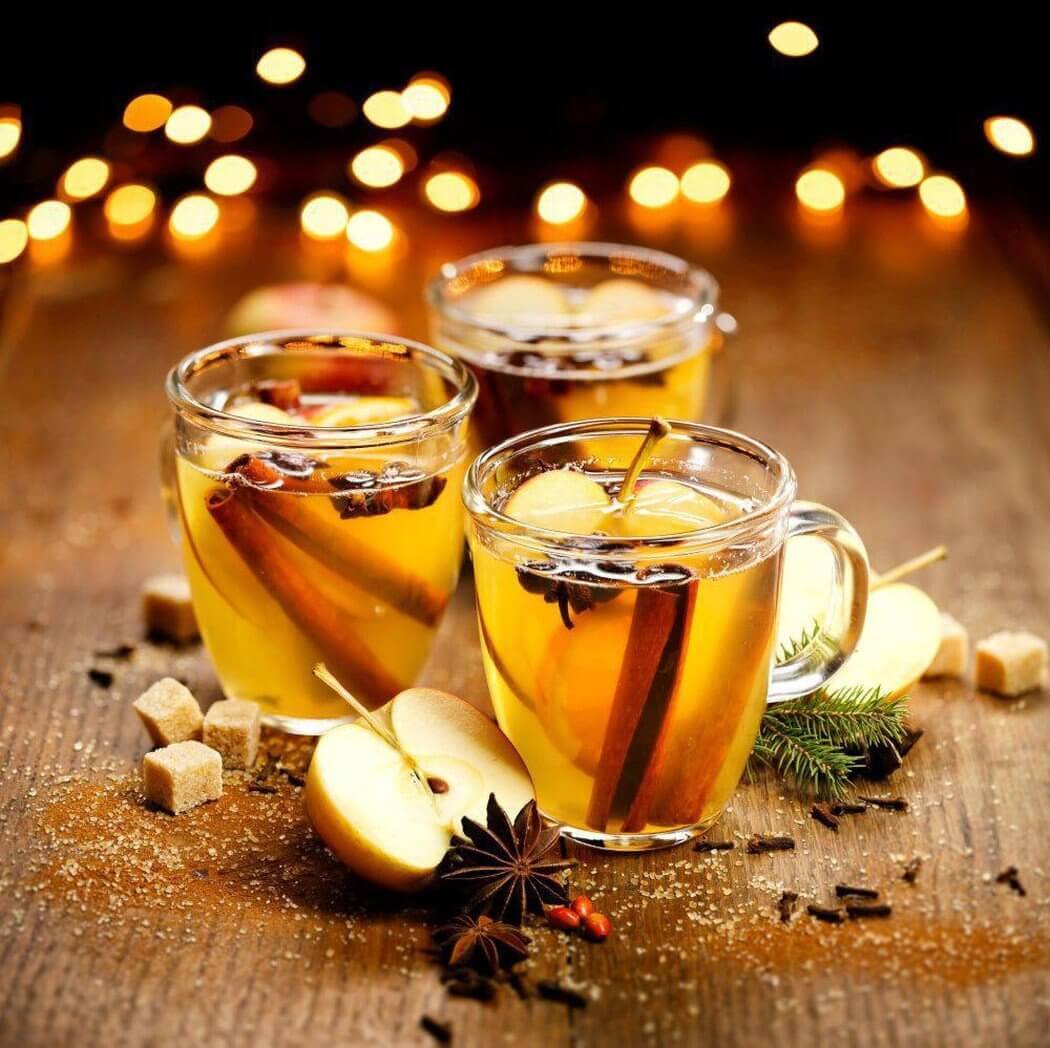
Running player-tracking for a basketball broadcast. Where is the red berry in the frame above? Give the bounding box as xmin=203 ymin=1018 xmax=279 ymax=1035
xmin=547 ymin=906 xmax=581 ymax=931
xmin=582 ymin=913 xmax=612 ymax=942
xmin=570 ymin=895 xmax=594 ymax=918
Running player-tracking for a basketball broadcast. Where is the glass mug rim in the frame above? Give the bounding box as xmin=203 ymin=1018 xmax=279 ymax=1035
xmin=165 ymin=329 xmax=478 ymax=450
xmin=463 ymin=417 xmax=798 ymax=561
xmin=426 ymin=241 xmax=721 ymax=372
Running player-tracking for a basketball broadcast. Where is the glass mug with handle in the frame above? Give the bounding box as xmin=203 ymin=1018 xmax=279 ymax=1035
xmin=464 ymin=418 xmax=868 ymax=850
xmin=164 ymin=331 xmax=477 ymax=734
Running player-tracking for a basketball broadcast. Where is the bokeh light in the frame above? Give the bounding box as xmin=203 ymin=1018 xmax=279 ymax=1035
xmin=346 ymin=209 xmax=395 ymax=251
xmin=169 ymin=194 xmax=220 ymax=239
xmin=0 ymin=219 xmax=28 ymax=264
xmin=300 ymin=193 xmax=350 ymax=239
xmin=350 ymin=145 xmax=405 ymax=188
xmin=27 ymin=200 xmax=72 ymax=241
xmin=0 ymin=110 xmax=21 ymax=160
xmin=256 ymin=47 xmax=306 ymax=85
xmin=204 ymin=155 xmax=258 ymax=196
xmin=309 ymin=91 xmax=356 ymax=128
xmin=210 ymin=106 xmax=254 ymax=143
xmin=872 ymin=147 xmax=925 ymax=188
xmin=536 ymin=182 xmax=587 ymax=224
xmin=104 ymin=184 xmax=157 ymax=226
xmin=983 ymin=116 xmax=1035 ymax=156
xmin=402 ymin=78 xmax=450 ymax=122
xmin=123 ymin=94 xmax=172 ymax=133
xmin=165 ymin=105 xmax=212 ymax=145
xmin=795 ymin=168 xmax=845 ymax=212
xmin=919 ymin=175 xmax=966 ymax=218
xmin=628 ymin=166 xmax=679 ymax=208
xmin=768 ymin=21 xmax=819 ymax=57
xmin=60 ymin=157 xmax=111 ymax=200
xmin=423 ymin=171 xmax=480 ymax=212
xmin=680 ymin=160 xmax=731 ymax=204
xmin=362 ymin=91 xmax=411 ymax=129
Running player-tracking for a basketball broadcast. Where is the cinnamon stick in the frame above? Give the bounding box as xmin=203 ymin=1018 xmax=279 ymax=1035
xmin=234 ymin=456 xmax=450 ymax=626
xmin=206 ymin=488 xmax=404 ymax=705
xmin=586 ymin=580 xmax=696 ymax=833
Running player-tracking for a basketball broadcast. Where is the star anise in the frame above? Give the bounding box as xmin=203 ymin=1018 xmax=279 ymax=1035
xmin=515 ymin=561 xmax=628 ymax=629
xmin=432 ymin=914 xmax=530 ymax=974
xmin=442 ymin=795 xmax=575 ymax=925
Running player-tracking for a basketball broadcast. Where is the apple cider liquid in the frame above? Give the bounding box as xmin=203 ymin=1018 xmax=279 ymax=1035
xmin=472 ymin=478 xmax=782 ymax=837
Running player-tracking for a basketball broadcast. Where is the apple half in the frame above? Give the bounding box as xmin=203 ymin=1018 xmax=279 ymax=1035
xmin=305 ymin=687 xmax=534 ymax=893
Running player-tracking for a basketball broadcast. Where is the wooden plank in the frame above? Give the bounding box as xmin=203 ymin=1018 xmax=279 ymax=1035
xmin=0 ymin=203 xmax=1047 ymax=1047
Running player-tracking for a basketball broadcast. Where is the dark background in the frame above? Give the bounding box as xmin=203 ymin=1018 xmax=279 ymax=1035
xmin=1 ymin=14 xmax=1044 ymax=214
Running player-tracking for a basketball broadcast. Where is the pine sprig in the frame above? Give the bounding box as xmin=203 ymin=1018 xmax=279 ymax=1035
xmin=751 ymin=722 xmax=861 ymax=801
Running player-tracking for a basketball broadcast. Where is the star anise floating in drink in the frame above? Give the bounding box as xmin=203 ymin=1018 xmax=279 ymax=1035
xmin=329 ymin=462 xmax=447 ymax=519
xmin=432 ymin=914 xmax=530 ymax=974
xmin=442 ymin=795 xmax=575 ymax=925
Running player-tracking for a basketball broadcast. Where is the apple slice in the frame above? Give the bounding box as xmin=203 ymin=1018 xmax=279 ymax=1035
xmin=306 ymin=396 xmax=418 ymax=427
xmin=304 ymin=682 xmax=534 ymax=893
xmin=467 ymin=275 xmax=571 ymax=320
xmin=503 ymin=468 xmax=612 ymax=535
xmin=618 ymin=479 xmax=729 ymax=537
xmin=199 ymin=401 xmax=297 ymax=472
xmin=578 ymin=278 xmax=668 ymax=323
xmin=823 ymin=583 xmax=941 ymax=698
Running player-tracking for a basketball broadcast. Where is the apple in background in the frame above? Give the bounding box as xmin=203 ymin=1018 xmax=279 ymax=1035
xmin=305 ymin=687 xmax=534 ymax=893
xmin=225 ymin=282 xmax=398 ymax=337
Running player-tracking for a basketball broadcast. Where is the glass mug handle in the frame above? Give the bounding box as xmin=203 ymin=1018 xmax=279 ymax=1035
xmin=768 ymin=500 xmax=869 ymax=703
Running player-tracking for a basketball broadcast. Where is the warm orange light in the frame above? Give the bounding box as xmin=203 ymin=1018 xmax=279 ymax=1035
xmin=60 ymin=157 xmax=111 ymax=201
xmin=769 ymin=21 xmax=819 ymax=57
xmin=300 ymin=193 xmax=350 ymax=239
xmin=0 ymin=113 xmax=21 ymax=160
xmin=210 ymin=106 xmax=254 ymax=143
xmin=256 ymin=47 xmax=306 ymax=85
xmin=0 ymin=219 xmax=28 ymax=263
xmin=423 ymin=171 xmax=479 ymax=212
xmin=628 ymin=166 xmax=679 ymax=208
xmin=872 ymin=147 xmax=925 ymax=188
xmin=346 ymin=209 xmax=394 ymax=251
xmin=983 ymin=116 xmax=1035 ymax=157
xmin=27 ymin=200 xmax=72 ymax=241
xmin=165 ymin=105 xmax=212 ymax=145
xmin=123 ymin=94 xmax=172 ymax=132
xmin=204 ymin=155 xmax=258 ymax=196
xmin=169 ymin=194 xmax=220 ymax=239
xmin=309 ymin=91 xmax=356 ymax=128
xmin=350 ymin=145 xmax=405 ymax=188
xmin=536 ymin=181 xmax=587 ymax=224
xmin=795 ymin=168 xmax=845 ymax=212
xmin=105 ymin=184 xmax=156 ymax=226
xmin=680 ymin=160 xmax=731 ymax=204
xmin=362 ymin=91 xmax=411 ymax=129
xmin=919 ymin=175 xmax=966 ymax=218
xmin=402 ymin=78 xmax=449 ymax=122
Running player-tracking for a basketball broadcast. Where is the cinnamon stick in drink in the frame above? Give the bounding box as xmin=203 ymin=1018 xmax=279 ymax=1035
xmin=585 ymin=580 xmax=696 ymax=833
xmin=206 ymin=488 xmax=404 ymax=705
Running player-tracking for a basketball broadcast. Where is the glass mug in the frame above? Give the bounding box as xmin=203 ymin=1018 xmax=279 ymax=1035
xmin=464 ymin=418 xmax=868 ymax=850
xmin=428 ymin=242 xmax=733 ymax=450
xmin=165 ymin=331 xmax=477 ymax=734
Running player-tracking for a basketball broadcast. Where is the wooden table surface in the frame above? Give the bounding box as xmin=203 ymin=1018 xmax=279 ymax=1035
xmin=0 ymin=200 xmax=1047 ymax=1047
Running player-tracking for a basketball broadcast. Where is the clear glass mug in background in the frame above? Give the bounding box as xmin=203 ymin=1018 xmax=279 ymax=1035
xmin=164 ymin=332 xmax=477 ymax=734
xmin=464 ymin=419 xmax=868 ymax=850
xmin=428 ymin=242 xmax=736 ymax=450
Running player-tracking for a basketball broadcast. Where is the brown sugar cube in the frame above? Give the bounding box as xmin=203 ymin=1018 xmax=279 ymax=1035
xmin=142 ymin=741 xmax=222 ymax=814
xmin=133 ymin=677 xmax=203 ymax=746
xmin=975 ymin=631 xmax=1048 ymax=697
xmin=923 ymin=613 xmax=969 ymax=679
xmin=142 ymin=574 xmax=199 ymax=644
xmin=203 ymin=698 xmax=261 ymax=770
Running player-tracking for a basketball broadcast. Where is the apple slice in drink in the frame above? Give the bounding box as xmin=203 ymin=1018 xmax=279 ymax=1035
xmin=305 ymin=682 xmax=534 ymax=893
xmin=503 ymin=468 xmax=613 ymax=535
xmin=578 ymin=278 xmax=668 ymax=323
xmin=467 ymin=275 xmax=571 ymax=321
xmin=305 ymin=396 xmax=418 ymax=427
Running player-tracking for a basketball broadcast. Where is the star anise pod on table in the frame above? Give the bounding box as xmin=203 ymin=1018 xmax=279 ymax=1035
xmin=442 ymin=795 xmax=575 ymax=925
xmin=432 ymin=914 xmax=530 ymax=974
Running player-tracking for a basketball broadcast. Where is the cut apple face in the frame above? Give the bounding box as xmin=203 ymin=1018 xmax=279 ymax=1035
xmin=467 ymin=275 xmax=572 ymax=321
xmin=578 ymin=278 xmax=668 ymax=323
xmin=305 ymin=396 xmax=418 ymax=428
xmin=305 ymin=686 xmax=534 ymax=893
xmin=619 ymin=479 xmax=729 ymax=537
xmin=503 ymin=468 xmax=612 ymax=535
